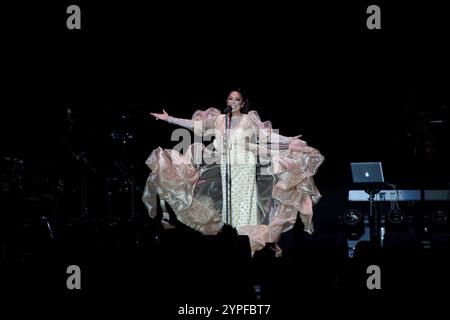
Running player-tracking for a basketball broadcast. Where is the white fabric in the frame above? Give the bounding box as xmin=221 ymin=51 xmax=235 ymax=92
xmin=220 ymin=124 xmax=258 ymax=227
xmin=168 ymin=116 xmax=193 ymax=130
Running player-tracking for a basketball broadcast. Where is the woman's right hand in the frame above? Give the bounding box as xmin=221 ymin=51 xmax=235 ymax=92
xmin=150 ymin=109 xmax=169 ymax=121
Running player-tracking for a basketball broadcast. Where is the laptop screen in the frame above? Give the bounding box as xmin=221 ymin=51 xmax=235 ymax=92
xmin=350 ymin=162 xmax=385 ymax=184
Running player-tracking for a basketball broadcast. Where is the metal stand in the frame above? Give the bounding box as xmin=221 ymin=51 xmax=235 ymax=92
xmin=224 ymin=113 xmax=232 ymax=224
xmin=110 ymin=121 xmax=138 ymax=221
xmin=81 ymin=171 xmax=88 ymax=217
xmin=70 ymin=150 xmax=97 ymax=219
xmin=130 ymin=163 xmax=136 ymax=220
xmin=366 ymin=188 xmax=382 ymax=247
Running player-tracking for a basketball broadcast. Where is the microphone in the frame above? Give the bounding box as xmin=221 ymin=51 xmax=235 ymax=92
xmin=223 ymin=105 xmax=232 ymax=114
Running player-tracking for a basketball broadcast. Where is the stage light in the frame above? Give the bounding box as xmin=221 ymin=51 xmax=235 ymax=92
xmin=424 ymin=208 xmax=449 ymax=233
xmin=431 ymin=209 xmax=448 ymax=225
xmin=423 ymin=190 xmax=450 ymax=234
xmin=386 ymin=209 xmax=406 ymax=224
xmin=342 ymin=209 xmax=366 ymax=241
xmin=344 ymin=209 xmax=363 ymax=226
xmin=384 ymin=207 xmax=412 ymax=234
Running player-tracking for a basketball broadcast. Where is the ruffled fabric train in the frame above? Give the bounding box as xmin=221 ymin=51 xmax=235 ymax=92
xmin=142 ymin=108 xmax=324 ymax=255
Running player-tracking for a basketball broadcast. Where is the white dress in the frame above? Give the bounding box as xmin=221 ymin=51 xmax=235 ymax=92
xmin=219 ymin=115 xmax=258 ymax=227
xmin=143 ymin=108 xmax=324 ymax=254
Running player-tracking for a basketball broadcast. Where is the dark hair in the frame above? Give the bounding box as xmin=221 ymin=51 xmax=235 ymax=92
xmin=227 ymin=88 xmax=250 ymax=114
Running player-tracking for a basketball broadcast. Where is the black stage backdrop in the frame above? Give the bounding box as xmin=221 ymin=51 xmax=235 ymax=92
xmin=1 ymin=1 xmax=450 ymax=317
xmin=3 ymin=1 xmax=449 ymax=187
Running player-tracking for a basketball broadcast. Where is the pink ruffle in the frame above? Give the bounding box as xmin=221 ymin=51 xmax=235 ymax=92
xmin=191 ymin=107 xmax=221 ymax=135
xmin=145 ymin=143 xmax=223 ymax=235
xmin=143 ymin=109 xmax=324 ymax=255
xmin=145 ymin=145 xmax=200 ymax=212
xmin=238 ymin=139 xmax=324 ymax=254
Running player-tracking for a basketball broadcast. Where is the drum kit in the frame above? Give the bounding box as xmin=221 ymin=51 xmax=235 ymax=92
xmin=106 ymin=111 xmax=141 ymax=220
xmin=1 ymin=155 xmax=59 ymax=241
xmin=68 ymin=109 xmax=142 ymax=221
xmin=0 ymin=156 xmax=59 ymax=203
xmin=1 ymin=109 xmax=142 ymax=235
xmin=0 ymin=156 xmax=26 ymax=198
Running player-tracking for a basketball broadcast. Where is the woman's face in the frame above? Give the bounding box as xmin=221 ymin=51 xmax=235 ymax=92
xmin=227 ymin=91 xmax=244 ymax=112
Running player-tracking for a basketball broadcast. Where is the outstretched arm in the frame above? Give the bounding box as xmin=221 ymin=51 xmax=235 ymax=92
xmin=259 ymin=127 xmax=300 ymax=145
xmin=247 ymin=110 xmax=300 ymax=145
xmin=269 ymin=131 xmax=301 ymax=145
xmin=150 ymin=109 xmax=193 ymax=130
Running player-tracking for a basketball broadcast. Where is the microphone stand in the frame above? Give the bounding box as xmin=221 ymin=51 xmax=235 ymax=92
xmin=111 ymin=159 xmax=139 ymax=221
xmin=70 ymin=149 xmax=98 ymax=219
xmin=224 ymin=111 xmax=232 ymax=225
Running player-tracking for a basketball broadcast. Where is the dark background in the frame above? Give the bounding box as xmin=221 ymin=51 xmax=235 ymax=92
xmin=0 ymin=1 xmax=448 ymax=234
xmin=2 ymin=1 xmax=449 ymax=187
xmin=1 ymin=1 xmax=450 ymax=316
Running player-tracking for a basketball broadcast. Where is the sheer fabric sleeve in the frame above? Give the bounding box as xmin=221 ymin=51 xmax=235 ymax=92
xmin=247 ymin=110 xmax=297 ymax=146
xmin=167 ymin=116 xmax=194 ymax=130
xmin=168 ymin=107 xmax=221 ymax=135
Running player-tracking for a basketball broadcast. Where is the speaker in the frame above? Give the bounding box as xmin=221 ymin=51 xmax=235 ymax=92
xmin=422 ymin=203 xmax=450 ymax=234
xmin=341 ymin=202 xmax=368 ymax=241
xmin=346 ymin=189 xmax=422 ymax=240
xmin=383 ymin=201 xmax=420 ymax=234
xmin=422 ymin=190 xmax=450 ymax=234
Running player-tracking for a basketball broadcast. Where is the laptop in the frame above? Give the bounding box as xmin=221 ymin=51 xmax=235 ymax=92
xmin=350 ymin=162 xmax=384 ymax=184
